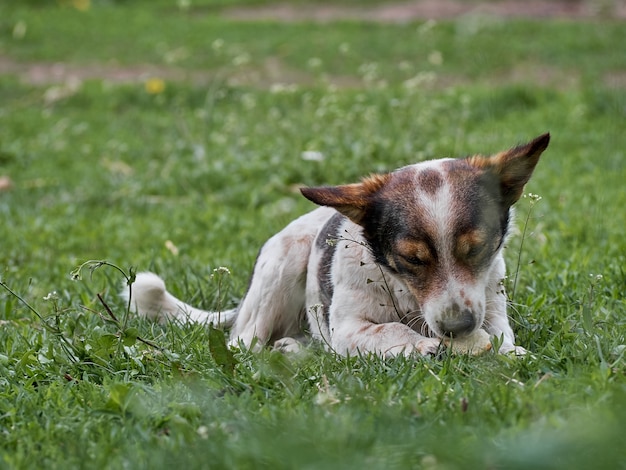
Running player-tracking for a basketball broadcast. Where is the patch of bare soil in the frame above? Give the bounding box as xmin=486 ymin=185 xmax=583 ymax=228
xmin=224 ymin=0 xmax=626 ymax=22
xmin=0 ymin=56 xmax=215 ymax=86
xmin=0 ymin=54 xmax=360 ymax=89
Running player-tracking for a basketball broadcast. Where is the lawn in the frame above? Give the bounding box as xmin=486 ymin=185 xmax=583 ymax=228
xmin=0 ymin=0 xmax=625 ymax=468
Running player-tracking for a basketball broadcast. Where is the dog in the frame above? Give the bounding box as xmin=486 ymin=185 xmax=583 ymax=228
xmin=123 ymin=133 xmax=550 ymax=357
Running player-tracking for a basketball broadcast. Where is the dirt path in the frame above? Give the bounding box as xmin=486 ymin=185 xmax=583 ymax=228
xmin=224 ymin=0 xmax=626 ymax=22
xmin=0 ymin=57 xmax=215 ymax=86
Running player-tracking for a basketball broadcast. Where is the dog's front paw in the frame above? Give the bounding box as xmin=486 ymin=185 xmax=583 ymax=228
xmin=384 ymin=338 xmax=441 ymax=357
xmin=414 ymin=337 xmax=443 ymax=356
xmin=385 ymin=338 xmax=441 ymax=357
xmin=499 ymin=343 xmax=528 ymax=356
xmin=273 ymin=337 xmax=303 ymax=353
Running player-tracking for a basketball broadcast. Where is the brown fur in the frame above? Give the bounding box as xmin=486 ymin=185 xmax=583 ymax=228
xmin=300 ymin=173 xmax=392 ymax=224
xmin=415 ymin=168 xmax=444 ymax=195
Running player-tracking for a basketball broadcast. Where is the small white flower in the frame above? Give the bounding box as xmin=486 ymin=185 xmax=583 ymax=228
xmin=232 ymin=53 xmax=250 ymax=66
xmin=307 ymin=57 xmax=322 ymax=69
xmin=398 ymin=61 xmax=413 ymax=72
xmin=211 ymin=38 xmax=224 ymax=52
xmin=270 ymin=83 xmax=298 ymax=94
xmin=241 ymin=93 xmax=256 ymax=110
xmin=358 ymin=62 xmax=380 ymax=83
xmin=524 ymin=192 xmax=542 ymax=202
xmin=301 ymin=150 xmax=325 ymax=161
xmin=197 ymin=426 xmax=209 ymax=439
xmin=214 ymin=266 xmax=231 ymax=276
xmin=402 ymin=71 xmax=437 ymax=90
xmin=428 ymin=50 xmax=443 ymax=66
xmin=13 ymin=21 xmax=27 ymax=39
xmin=43 ymin=291 xmax=58 ymax=301
xmin=177 ymin=0 xmax=190 ymax=10
xmin=417 ymin=19 xmax=437 ymax=35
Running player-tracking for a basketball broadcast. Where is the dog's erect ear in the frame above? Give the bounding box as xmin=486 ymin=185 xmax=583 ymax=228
xmin=470 ymin=133 xmax=550 ymax=207
xmin=300 ymin=173 xmax=391 ymax=225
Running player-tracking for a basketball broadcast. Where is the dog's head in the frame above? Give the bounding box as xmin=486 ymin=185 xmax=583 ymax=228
xmin=301 ymin=133 xmax=550 ymax=338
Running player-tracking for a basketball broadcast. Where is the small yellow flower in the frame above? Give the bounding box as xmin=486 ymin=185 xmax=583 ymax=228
xmin=73 ymin=0 xmax=90 ymax=11
xmin=145 ymin=78 xmax=166 ymax=95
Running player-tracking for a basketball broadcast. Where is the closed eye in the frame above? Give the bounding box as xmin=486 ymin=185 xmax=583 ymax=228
xmin=466 ymin=244 xmax=486 ymax=259
xmin=399 ymin=253 xmax=428 ymax=266
xmin=455 ymin=230 xmax=494 ymax=262
xmin=395 ymin=238 xmax=434 ymax=268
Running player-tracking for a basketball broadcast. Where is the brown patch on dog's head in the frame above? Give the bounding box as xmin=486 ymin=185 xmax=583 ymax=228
xmin=300 ymin=173 xmax=392 ymax=225
xmin=466 ymin=133 xmax=550 ymax=207
xmin=415 ymin=168 xmax=444 ymax=195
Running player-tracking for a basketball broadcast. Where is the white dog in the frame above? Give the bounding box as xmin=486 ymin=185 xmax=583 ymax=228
xmin=123 ymin=133 xmax=550 ymax=357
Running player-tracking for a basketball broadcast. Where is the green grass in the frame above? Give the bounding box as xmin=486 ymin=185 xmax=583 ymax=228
xmin=0 ymin=1 xmax=625 ymax=468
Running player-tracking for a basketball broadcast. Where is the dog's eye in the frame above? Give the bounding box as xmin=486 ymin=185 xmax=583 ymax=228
xmin=399 ymin=253 xmax=428 ymax=266
xmin=466 ymin=245 xmax=484 ymax=258
xmin=456 ymin=231 xmax=491 ymax=261
xmin=395 ymin=239 xmax=432 ymax=268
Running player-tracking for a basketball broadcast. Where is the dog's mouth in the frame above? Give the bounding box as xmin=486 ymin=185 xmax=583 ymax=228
xmin=398 ymin=310 xmax=432 ymax=337
xmin=427 ymin=318 xmax=482 ymax=341
xmin=399 ymin=308 xmax=481 ymax=340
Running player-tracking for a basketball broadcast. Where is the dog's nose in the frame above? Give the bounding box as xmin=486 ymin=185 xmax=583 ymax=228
xmin=439 ymin=309 xmax=476 ymax=337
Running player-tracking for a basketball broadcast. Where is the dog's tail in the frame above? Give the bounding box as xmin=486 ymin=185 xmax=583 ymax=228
xmin=120 ymin=272 xmax=237 ymax=327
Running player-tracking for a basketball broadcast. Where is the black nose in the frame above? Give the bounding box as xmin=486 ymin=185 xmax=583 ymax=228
xmin=440 ymin=309 xmax=476 ymax=337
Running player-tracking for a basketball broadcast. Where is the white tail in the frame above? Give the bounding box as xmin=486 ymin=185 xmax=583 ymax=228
xmin=120 ymin=272 xmax=237 ymax=327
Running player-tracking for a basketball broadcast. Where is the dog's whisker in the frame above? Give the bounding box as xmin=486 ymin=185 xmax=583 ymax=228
xmin=396 ymin=311 xmax=412 ymax=323
xmin=406 ymin=318 xmax=421 ymax=331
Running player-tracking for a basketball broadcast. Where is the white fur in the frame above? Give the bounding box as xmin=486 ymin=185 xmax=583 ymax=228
xmin=121 ymin=271 xmax=237 ymax=327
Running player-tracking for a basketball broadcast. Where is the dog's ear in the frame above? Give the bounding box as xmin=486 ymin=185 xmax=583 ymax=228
xmin=300 ymin=173 xmax=391 ymax=225
xmin=470 ymin=133 xmax=550 ymax=207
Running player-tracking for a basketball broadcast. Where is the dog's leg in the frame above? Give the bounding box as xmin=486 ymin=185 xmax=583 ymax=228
xmin=229 ymin=208 xmax=335 ymax=349
xmin=483 ymin=257 xmax=527 ymax=355
xmin=228 ymin=243 xmax=307 ymax=348
xmin=329 ymin=280 xmax=442 ymax=357
xmin=485 ymin=302 xmax=526 ymax=355
xmin=331 ymin=315 xmax=442 ymax=357
xmin=485 ymin=315 xmax=526 ymax=355
xmin=273 ymin=336 xmax=308 ymax=353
